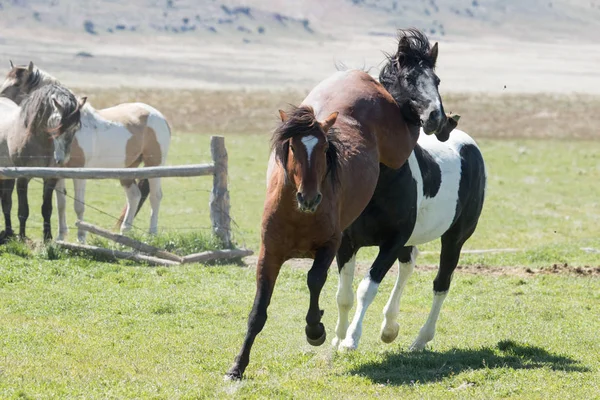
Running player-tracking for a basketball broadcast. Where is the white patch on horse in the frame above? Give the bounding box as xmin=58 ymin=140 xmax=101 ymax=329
xmin=301 ymin=135 xmax=319 ymax=167
xmin=333 ymin=255 xmax=356 ymax=348
xmin=406 ymin=129 xmax=476 ymax=246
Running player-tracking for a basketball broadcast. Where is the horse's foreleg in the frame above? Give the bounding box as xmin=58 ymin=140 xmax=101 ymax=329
xmin=332 ymin=235 xmax=357 ymax=348
xmin=0 ymin=179 xmax=16 ymax=241
xmin=148 ymin=177 xmax=162 ymax=235
xmin=120 ymin=179 xmax=141 ymax=234
xmin=226 ymin=246 xmax=283 ymax=380
xmin=55 ymin=179 xmax=68 ymax=241
xmin=340 ymin=238 xmax=404 ymax=351
xmin=306 ymin=242 xmax=338 ymax=347
xmin=73 ymin=179 xmax=87 ymax=242
xmin=380 ymin=246 xmax=417 ymax=344
xmin=16 ymin=178 xmax=30 ymax=239
xmin=41 ymin=179 xmax=58 ymax=241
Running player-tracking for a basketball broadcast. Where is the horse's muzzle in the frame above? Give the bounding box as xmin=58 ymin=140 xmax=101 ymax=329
xmin=297 ymin=192 xmax=322 ymax=213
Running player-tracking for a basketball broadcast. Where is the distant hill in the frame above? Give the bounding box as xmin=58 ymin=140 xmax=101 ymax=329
xmin=1 ymin=0 xmax=599 ymax=41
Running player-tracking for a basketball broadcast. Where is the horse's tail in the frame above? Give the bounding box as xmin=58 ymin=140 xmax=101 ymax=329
xmin=114 ymin=179 xmax=150 ymax=231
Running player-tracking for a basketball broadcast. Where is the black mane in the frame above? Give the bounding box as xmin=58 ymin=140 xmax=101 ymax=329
xmin=271 ymin=105 xmax=341 ymax=187
xmin=379 ymin=28 xmax=435 ymax=87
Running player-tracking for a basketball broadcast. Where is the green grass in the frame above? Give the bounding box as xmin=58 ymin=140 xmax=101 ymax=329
xmin=1 ymin=109 xmax=600 ymax=397
xmin=0 ymin=258 xmax=598 ymax=398
xmin=19 ymin=133 xmax=600 ymax=267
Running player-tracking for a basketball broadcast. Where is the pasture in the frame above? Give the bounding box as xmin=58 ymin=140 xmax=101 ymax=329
xmin=0 ymin=89 xmax=599 ymax=398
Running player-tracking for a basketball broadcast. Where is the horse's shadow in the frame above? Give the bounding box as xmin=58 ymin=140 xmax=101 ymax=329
xmin=348 ymin=340 xmax=588 ymax=385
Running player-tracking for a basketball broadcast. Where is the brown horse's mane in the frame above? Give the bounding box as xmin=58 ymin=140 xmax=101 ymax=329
xmin=271 ymin=105 xmax=341 ymax=188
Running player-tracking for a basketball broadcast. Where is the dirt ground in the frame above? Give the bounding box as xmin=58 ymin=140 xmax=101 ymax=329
xmin=1 ymin=32 xmax=600 ymax=95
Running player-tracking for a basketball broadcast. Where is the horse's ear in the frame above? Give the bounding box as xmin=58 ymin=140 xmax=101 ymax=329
xmin=430 ymin=42 xmax=439 ymax=66
xmin=27 ymin=61 xmax=34 ymax=73
xmin=278 ymin=109 xmax=288 ymax=122
xmin=78 ymin=96 xmax=87 ymax=109
xmin=9 ymin=60 xmax=14 ymax=69
xmin=320 ymin=111 xmax=339 ymax=133
xmin=51 ymin=96 xmax=63 ymax=112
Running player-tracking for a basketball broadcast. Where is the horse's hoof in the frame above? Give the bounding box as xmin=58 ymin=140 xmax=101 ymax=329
xmin=380 ymin=322 xmax=400 ymax=344
xmin=338 ymin=338 xmax=358 ymax=351
xmin=409 ymin=340 xmax=427 ymax=352
xmin=306 ymin=323 xmax=326 ymax=346
xmin=331 ymin=337 xmax=343 ymax=348
xmin=224 ymin=369 xmax=243 ymax=381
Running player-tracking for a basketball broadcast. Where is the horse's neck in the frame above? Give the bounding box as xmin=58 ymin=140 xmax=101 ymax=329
xmin=29 ymin=68 xmax=61 ymax=91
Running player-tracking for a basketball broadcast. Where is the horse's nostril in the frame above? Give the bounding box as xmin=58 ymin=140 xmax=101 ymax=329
xmin=315 ymin=193 xmax=322 ymax=205
xmin=297 ymin=192 xmax=304 ymax=204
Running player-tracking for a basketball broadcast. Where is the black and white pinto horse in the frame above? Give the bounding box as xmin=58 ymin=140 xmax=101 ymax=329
xmin=332 ymin=127 xmax=486 ymax=351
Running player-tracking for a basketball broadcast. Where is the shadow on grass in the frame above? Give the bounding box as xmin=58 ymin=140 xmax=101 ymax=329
xmin=349 ymin=340 xmax=589 ymax=385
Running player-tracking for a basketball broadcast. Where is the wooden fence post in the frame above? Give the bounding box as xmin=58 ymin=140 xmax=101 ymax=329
xmin=210 ymin=136 xmax=231 ymax=247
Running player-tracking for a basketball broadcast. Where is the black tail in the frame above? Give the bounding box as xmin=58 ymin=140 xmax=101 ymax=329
xmin=115 ymin=179 xmax=150 ymax=230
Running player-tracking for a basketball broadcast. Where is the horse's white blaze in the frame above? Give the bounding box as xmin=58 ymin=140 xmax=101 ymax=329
xmin=410 ymin=291 xmax=448 ymax=351
xmin=380 ymin=247 xmax=418 ymax=343
xmin=405 ymin=129 xmax=474 ymax=246
xmin=333 ymin=255 xmax=356 ymax=348
xmin=53 ymin=135 xmax=69 ymax=165
xmin=417 ymin=74 xmax=442 ymax=123
xmin=339 ymin=276 xmax=379 ymax=350
xmin=301 ymin=135 xmax=318 ymax=167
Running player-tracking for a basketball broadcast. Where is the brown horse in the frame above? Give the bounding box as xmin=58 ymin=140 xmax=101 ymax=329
xmin=0 ymin=84 xmax=85 ymax=241
xmin=226 ymin=69 xmax=423 ymax=380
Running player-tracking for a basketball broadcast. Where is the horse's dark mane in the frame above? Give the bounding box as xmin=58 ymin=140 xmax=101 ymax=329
xmin=379 ymin=28 xmax=434 ymax=86
xmin=271 ymin=105 xmax=341 ymax=187
xmin=20 ymin=84 xmax=80 ymax=136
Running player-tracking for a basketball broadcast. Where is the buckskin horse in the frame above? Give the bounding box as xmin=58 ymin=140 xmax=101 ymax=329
xmin=0 ymin=84 xmax=85 ymax=241
xmin=0 ymin=62 xmax=171 ymax=242
xmin=332 ymin=28 xmax=486 ymax=352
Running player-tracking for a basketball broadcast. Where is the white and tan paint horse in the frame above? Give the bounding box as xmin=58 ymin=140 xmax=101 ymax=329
xmin=0 ymin=62 xmax=171 ymax=242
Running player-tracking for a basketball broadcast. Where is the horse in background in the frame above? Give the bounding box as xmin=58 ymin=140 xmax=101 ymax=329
xmin=0 ymin=62 xmax=171 ymax=242
xmin=0 ymin=84 xmax=85 ymax=241
xmin=332 ymin=28 xmax=486 ymax=351
xmin=226 ymin=67 xmax=425 ymax=380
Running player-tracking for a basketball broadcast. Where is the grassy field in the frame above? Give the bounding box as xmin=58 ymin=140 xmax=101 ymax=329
xmin=0 ymin=90 xmax=599 ymax=398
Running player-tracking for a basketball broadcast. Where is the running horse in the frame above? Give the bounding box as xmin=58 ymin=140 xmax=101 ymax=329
xmin=0 ymin=84 xmax=84 ymax=241
xmin=225 ymin=54 xmax=452 ymax=379
xmin=0 ymin=62 xmax=171 ymax=242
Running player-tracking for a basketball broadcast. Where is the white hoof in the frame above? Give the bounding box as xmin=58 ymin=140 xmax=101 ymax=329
xmin=339 ymin=338 xmax=358 ymax=351
xmin=409 ymin=340 xmax=428 ymax=352
xmin=57 ymin=232 xmax=67 ymax=241
xmin=332 ymin=337 xmax=343 ymax=348
xmin=380 ymin=321 xmax=400 ymax=344
xmin=120 ymin=225 xmax=133 ymax=235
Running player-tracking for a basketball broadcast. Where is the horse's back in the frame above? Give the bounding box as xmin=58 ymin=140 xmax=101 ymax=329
xmin=406 ymin=129 xmax=485 ymax=246
xmin=80 ymin=102 xmax=171 ymax=167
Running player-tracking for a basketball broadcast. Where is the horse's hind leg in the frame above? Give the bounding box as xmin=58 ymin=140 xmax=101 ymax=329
xmin=119 ymin=179 xmax=141 ymax=234
xmin=148 ymin=177 xmax=162 ymax=234
xmin=73 ymin=179 xmax=87 ymax=242
xmin=306 ymin=242 xmax=338 ymax=347
xmin=409 ymin=229 xmax=472 ymax=351
xmin=340 ymin=237 xmax=404 ymax=351
xmin=380 ymin=246 xmax=417 ymax=344
xmin=226 ymin=246 xmax=284 ymax=380
xmin=332 ymin=235 xmax=357 ymax=348
xmin=16 ymin=178 xmax=30 ymax=239
xmin=55 ymin=179 xmax=68 ymax=241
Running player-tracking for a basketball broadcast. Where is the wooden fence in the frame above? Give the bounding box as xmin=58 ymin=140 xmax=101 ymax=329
xmin=0 ymin=135 xmax=234 ymax=249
